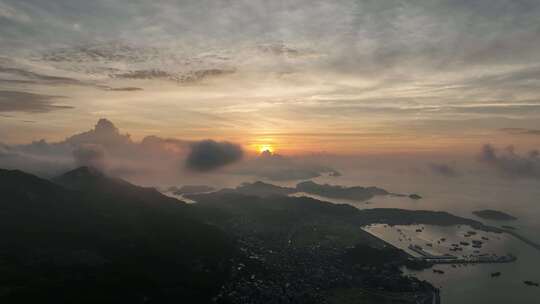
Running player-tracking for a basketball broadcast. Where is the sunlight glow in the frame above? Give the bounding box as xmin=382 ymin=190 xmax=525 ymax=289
xmin=257 ymin=144 xmax=274 ymax=154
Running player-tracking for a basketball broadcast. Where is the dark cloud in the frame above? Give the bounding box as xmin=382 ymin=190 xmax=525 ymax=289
xmin=0 ymin=90 xmax=72 ymax=113
xmin=179 ymin=69 xmax=236 ymax=83
xmin=428 ymin=162 xmax=459 ymax=178
xmin=106 ymin=87 xmax=143 ymax=92
xmin=0 ymin=66 xmax=83 ymax=85
xmin=72 ymin=144 xmax=106 ymax=171
xmin=479 ymin=144 xmax=540 ymax=179
xmin=113 ymin=68 xmax=235 ymax=84
xmin=114 ymin=69 xmax=172 ymax=80
xmin=0 ymin=64 xmax=130 ymax=90
xmin=185 ymin=140 xmax=243 ymax=172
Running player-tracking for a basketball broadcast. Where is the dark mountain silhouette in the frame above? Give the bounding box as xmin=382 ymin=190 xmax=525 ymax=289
xmin=53 ymin=166 xmax=183 ymax=206
xmin=0 ymin=167 xmax=235 ymax=304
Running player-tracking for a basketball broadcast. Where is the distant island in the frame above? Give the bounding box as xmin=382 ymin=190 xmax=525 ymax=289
xmin=226 ymin=180 xmax=422 ymax=202
xmin=296 ymin=180 xmax=389 ymax=201
xmin=408 ymin=193 xmax=422 ymax=200
xmin=328 ymin=170 xmax=342 ymax=177
xmin=204 ymin=180 xmax=401 ymax=201
xmin=473 ymin=210 xmax=517 ymax=221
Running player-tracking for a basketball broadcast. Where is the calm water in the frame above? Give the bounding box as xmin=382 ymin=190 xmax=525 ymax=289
xmin=304 ymin=167 xmax=540 ymax=303
xmin=365 ymin=224 xmax=539 ymax=303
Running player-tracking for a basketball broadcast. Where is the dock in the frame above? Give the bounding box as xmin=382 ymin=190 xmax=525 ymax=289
xmin=407 ymin=244 xmax=516 ymax=264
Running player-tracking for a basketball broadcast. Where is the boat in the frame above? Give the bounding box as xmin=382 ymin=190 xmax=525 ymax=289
xmin=491 ymin=272 xmax=501 ymax=278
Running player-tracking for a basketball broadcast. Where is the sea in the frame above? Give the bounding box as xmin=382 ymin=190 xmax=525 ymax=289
xmin=162 ymin=158 xmax=540 ymax=303
xmin=299 ymin=165 xmax=540 ymax=304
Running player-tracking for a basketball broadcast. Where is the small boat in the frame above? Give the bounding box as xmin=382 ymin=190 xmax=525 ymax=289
xmin=433 ymin=269 xmax=445 ymax=274
xmin=491 ymin=272 xmax=501 ymax=278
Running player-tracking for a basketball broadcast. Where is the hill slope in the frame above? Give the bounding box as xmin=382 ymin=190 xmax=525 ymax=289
xmin=0 ymin=167 xmax=235 ymax=304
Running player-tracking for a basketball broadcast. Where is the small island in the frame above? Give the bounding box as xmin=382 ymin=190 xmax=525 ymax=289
xmin=524 ymin=281 xmax=539 ymax=287
xmin=473 ymin=210 xmax=517 ymax=221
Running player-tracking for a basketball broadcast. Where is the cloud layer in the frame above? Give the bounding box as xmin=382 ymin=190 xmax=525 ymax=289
xmin=479 ymin=144 xmax=540 ymax=179
xmin=0 ymin=90 xmax=72 ymax=113
xmin=230 ymin=151 xmax=338 ymax=181
xmin=0 ymin=119 xmax=186 ymax=177
xmin=72 ymin=144 xmax=106 ymax=171
xmin=1 ymin=1 xmax=540 ymax=153
xmin=429 ymin=162 xmax=459 ymax=178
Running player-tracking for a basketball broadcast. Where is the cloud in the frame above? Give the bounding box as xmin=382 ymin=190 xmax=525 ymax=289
xmin=0 ymin=90 xmax=72 ymax=113
xmin=0 ymin=2 xmax=31 ymax=23
xmin=0 ymin=119 xmax=191 ymax=179
xmin=106 ymin=87 xmax=143 ymax=92
xmin=229 ymin=151 xmax=338 ymax=181
xmin=2 ymin=1 xmax=540 ymax=141
xmin=499 ymin=128 xmax=540 ymax=135
xmin=428 ymin=162 xmax=459 ymax=178
xmin=185 ymin=140 xmax=243 ymax=172
xmin=479 ymin=144 xmax=540 ymax=179
xmin=66 ymin=118 xmax=133 ymax=149
xmin=0 ymin=66 xmax=83 ymax=86
xmin=72 ymin=144 xmax=106 ymax=171
xmin=0 ymin=143 xmax=12 ymax=157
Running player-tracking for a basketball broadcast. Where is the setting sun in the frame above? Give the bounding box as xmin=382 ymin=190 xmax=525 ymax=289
xmin=257 ymin=144 xmax=274 ymax=154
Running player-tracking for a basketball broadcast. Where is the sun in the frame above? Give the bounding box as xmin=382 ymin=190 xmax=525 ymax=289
xmin=257 ymin=144 xmax=274 ymax=154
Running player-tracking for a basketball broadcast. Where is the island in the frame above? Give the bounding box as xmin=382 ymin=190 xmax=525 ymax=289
xmin=296 ymin=180 xmax=389 ymax=201
xmin=473 ymin=210 xmax=517 ymax=221
xmin=409 ymin=194 xmax=422 ymax=200
xmin=524 ymin=281 xmax=539 ymax=287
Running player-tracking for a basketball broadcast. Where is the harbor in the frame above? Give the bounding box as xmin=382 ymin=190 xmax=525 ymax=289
xmin=407 ymin=244 xmax=517 ymax=265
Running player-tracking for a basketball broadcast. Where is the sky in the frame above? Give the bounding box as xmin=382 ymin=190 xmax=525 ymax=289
xmin=1 ymin=0 xmax=540 ymax=155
